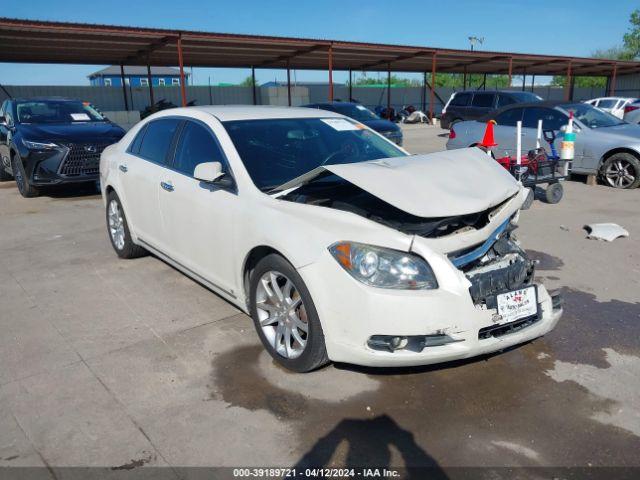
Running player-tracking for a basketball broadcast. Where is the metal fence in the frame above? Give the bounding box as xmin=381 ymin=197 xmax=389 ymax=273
xmin=2 ymin=84 xmax=636 ymax=116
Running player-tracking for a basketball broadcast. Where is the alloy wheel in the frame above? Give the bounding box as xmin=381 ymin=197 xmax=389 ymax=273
xmin=605 ymin=159 xmax=636 ymax=188
xmin=107 ymin=199 xmax=125 ymax=250
xmin=255 ymin=271 xmax=308 ymax=359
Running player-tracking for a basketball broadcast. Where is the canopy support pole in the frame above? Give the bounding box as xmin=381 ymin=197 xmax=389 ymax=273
xmin=177 ymin=34 xmax=187 ymax=107
xmin=146 ymin=62 xmax=155 ymax=111
xmin=429 ymin=53 xmax=437 ymax=123
xmin=119 ymin=64 xmax=129 ymax=111
xmin=252 ymin=66 xmax=257 ymax=105
xmin=328 ymin=44 xmax=334 ymax=102
xmin=286 ymin=59 xmax=291 ymax=106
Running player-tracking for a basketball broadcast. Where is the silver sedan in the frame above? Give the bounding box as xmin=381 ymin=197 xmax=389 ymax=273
xmin=446 ymin=101 xmax=640 ymax=189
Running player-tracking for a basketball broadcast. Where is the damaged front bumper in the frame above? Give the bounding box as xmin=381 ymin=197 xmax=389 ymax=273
xmin=298 ymin=245 xmax=563 ymax=368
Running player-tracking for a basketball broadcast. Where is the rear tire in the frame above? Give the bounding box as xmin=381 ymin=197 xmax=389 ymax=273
xmin=12 ymin=153 xmax=39 ymax=197
xmin=600 ymin=153 xmax=640 ymax=189
xmin=545 ymin=182 xmax=563 ymax=204
xmin=249 ymin=253 xmax=329 ymax=373
xmin=105 ymin=191 xmax=147 ymax=259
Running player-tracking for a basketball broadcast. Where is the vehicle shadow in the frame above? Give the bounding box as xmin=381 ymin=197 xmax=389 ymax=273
xmin=292 ymin=414 xmax=449 ymax=479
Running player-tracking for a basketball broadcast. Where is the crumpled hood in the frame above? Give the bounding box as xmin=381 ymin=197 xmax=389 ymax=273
xmin=275 ymin=148 xmax=520 ymax=218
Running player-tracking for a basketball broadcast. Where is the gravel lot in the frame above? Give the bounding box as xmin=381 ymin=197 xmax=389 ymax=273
xmin=1 ymin=123 xmax=639 ymax=476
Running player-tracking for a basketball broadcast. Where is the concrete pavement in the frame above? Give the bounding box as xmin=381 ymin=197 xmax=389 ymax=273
xmin=1 ymin=125 xmax=639 ymax=476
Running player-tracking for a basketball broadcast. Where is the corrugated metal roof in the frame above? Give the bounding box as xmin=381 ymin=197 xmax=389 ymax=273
xmin=1 ymin=17 xmax=638 ymax=77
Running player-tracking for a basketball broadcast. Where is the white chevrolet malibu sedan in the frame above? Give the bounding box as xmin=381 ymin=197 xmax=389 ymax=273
xmin=100 ymin=106 xmax=563 ymax=372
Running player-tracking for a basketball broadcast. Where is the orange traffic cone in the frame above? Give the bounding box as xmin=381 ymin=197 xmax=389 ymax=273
xmin=479 ymin=120 xmax=498 ymax=148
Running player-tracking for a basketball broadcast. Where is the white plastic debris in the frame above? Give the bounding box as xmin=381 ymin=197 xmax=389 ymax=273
xmin=584 ymin=223 xmax=629 ymax=242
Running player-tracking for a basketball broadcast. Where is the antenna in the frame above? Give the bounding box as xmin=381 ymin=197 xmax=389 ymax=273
xmin=468 ymin=36 xmax=485 ymax=52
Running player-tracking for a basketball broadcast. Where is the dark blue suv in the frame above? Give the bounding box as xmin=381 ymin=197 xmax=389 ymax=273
xmin=0 ymin=97 xmax=125 ymax=197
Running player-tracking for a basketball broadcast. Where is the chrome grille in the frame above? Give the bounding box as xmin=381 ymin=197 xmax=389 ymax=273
xmin=59 ymin=143 xmax=107 ymax=176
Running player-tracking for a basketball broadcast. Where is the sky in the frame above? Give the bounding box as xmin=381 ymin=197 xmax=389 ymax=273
xmin=0 ymin=0 xmax=637 ymax=86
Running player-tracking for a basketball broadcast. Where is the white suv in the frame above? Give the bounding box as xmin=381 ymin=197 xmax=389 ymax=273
xmin=100 ymin=106 xmax=562 ymax=372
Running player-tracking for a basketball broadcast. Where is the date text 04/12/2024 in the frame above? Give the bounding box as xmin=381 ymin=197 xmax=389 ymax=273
xmin=232 ymin=468 xmax=401 ymax=478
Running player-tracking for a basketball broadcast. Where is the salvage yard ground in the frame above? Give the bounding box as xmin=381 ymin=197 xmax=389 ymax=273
xmin=1 ymin=124 xmax=639 ymax=473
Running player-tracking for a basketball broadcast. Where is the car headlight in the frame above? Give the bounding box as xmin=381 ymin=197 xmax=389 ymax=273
xmin=329 ymin=241 xmax=438 ymax=290
xmin=22 ymin=139 xmax=59 ymax=150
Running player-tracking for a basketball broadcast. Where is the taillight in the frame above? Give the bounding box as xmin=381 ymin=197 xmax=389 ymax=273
xmin=624 ymin=105 xmax=639 ymax=114
xmin=449 ymin=128 xmax=456 ymax=139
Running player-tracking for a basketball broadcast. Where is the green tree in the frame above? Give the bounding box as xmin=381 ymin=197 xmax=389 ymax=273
xmin=352 ymin=73 xmax=509 ymax=89
xmin=623 ymin=9 xmax=640 ymax=59
xmin=239 ymin=75 xmax=257 ymax=87
xmin=552 ymin=8 xmax=640 ymax=87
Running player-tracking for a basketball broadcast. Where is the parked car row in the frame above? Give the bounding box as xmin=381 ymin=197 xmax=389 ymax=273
xmin=584 ymin=96 xmax=636 ymax=119
xmin=446 ymin=101 xmax=640 ymax=189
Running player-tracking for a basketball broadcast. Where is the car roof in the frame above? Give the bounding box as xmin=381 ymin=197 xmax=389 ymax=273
xmin=181 ymin=105 xmax=344 ymax=122
xmin=11 ymin=97 xmax=82 ymax=102
xmin=304 ymin=101 xmax=358 ymax=107
xmin=479 ymin=100 xmax=579 ymax=121
xmin=453 ymin=90 xmax=531 ymax=95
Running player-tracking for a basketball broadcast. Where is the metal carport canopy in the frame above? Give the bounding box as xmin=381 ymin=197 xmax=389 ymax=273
xmin=1 ymin=17 xmax=639 ymax=76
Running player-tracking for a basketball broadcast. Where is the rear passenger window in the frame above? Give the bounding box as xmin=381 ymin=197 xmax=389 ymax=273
xmin=523 ymin=107 xmax=567 ymax=131
xmin=128 ymin=125 xmax=147 ymax=154
xmin=450 ymin=93 xmax=471 ymax=107
xmin=495 ymin=107 xmax=524 ymax=127
xmin=496 ymin=94 xmax=516 ymax=108
xmin=172 ymin=121 xmax=225 ymax=177
xmin=471 ymin=93 xmax=495 ymax=108
xmin=138 ymin=118 xmax=180 ymax=164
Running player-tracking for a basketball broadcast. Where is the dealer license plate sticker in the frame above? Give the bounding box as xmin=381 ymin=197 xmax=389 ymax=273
xmin=496 ymin=287 xmax=537 ymax=323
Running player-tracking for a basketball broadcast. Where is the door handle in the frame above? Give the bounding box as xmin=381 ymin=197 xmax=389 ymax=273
xmin=160 ymin=181 xmax=174 ymax=192
xmin=119 ymin=164 xmax=128 ymax=173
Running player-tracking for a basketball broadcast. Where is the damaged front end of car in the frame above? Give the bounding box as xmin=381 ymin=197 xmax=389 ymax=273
xmin=276 ymin=149 xmax=562 ymax=353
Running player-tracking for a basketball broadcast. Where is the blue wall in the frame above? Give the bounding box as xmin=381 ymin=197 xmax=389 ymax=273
xmin=89 ymin=76 xmax=187 ymax=87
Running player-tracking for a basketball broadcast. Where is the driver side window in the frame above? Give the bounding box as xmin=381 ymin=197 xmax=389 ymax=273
xmin=172 ymin=120 xmax=226 ymax=177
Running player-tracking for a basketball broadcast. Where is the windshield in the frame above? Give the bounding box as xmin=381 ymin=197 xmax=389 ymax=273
xmin=323 ymin=104 xmax=379 ymax=122
xmin=223 ymin=117 xmax=407 ymax=191
xmin=15 ymin=100 xmax=105 ymax=124
xmin=562 ymin=103 xmax=625 ymax=128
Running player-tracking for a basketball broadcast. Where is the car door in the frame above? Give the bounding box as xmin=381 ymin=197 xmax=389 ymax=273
xmin=158 ymin=118 xmax=237 ymax=296
xmin=491 ymin=107 xmax=524 ymax=158
xmin=119 ymin=117 xmax=181 ymax=252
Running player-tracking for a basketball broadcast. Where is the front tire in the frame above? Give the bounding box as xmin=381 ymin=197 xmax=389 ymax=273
xmin=601 ymin=153 xmax=640 ymax=189
xmin=105 ymin=191 xmax=147 ymax=259
xmin=12 ymin=153 xmax=39 ymax=197
xmin=249 ymin=254 xmax=329 ymax=372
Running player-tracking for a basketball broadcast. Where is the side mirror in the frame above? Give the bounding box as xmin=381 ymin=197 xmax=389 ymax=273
xmin=194 ymin=162 xmax=224 ymax=183
xmin=0 ymin=118 xmax=7 ymax=128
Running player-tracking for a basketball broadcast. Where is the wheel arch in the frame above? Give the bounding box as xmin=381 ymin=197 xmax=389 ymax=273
xmin=242 ymin=245 xmax=289 ymax=308
xmin=598 ymin=147 xmax=640 ymax=172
